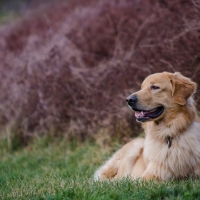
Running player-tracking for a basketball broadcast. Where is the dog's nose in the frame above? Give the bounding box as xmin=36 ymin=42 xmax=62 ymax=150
xmin=126 ymin=95 xmax=137 ymax=106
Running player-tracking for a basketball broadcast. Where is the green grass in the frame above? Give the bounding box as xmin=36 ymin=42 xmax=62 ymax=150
xmin=0 ymin=137 xmax=200 ymax=200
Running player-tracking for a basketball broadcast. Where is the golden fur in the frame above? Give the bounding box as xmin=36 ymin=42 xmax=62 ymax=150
xmin=94 ymin=72 xmax=200 ymax=181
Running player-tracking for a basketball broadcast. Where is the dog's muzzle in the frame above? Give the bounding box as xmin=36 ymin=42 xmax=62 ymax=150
xmin=126 ymin=94 xmax=164 ymax=122
xmin=126 ymin=94 xmax=138 ymax=110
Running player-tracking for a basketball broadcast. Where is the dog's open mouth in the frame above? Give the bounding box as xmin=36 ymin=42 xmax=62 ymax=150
xmin=134 ymin=106 xmax=164 ymax=122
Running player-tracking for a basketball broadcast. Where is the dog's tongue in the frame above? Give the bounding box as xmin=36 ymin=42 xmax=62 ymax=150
xmin=135 ymin=111 xmax=145 ymax=118
xmin=135 ymin=108 xmax=157 ymax=118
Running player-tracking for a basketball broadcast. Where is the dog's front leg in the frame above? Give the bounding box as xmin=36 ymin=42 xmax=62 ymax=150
xmin=94 ymin=151 xmax=121 ymax=181
xmin=142 ymin=162 xmax=172 ymax=181
xmin=193 ymin=165 xmax=200 ymax=178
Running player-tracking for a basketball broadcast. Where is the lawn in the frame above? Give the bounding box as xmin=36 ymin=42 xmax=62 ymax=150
xmin=0 ymin=137 xmax=200 ymax=200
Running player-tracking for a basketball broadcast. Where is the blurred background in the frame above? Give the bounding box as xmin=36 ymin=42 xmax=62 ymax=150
xmin=0 ymin=0 xmax=200 ymax=148
xmin=0 ymin=0 xmax=45 ymax=23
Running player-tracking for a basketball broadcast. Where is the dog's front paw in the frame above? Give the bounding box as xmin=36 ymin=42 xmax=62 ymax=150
xmin=142 ymin=168 xmax=159 ymax=181
xmin=142 ymin=173 xmax=157 ymax=181
xmin=93 ymin=169 xmax=108 ymax=181
xmin=93 ymin=171 xmax=102 ymax=181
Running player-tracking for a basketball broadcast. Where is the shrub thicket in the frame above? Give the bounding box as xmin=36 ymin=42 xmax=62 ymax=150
xmin=0 ymin=0 xmax=200 ymax=142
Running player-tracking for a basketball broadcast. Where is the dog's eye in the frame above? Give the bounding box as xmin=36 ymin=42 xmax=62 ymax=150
xmin=151 ymin=85 xmax=160 ymax=90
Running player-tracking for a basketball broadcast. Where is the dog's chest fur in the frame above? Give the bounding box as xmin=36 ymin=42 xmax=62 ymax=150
xmin=143 ymin=122 xmax=200 ymax=177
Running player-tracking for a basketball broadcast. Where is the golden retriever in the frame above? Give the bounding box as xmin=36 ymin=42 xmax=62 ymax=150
xmin=94 ymin=72 xmax=200 ymax=181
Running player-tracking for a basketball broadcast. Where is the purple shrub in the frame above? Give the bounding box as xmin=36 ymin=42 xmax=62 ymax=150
xmin=0 ymin=0 xmax=200 ymax=142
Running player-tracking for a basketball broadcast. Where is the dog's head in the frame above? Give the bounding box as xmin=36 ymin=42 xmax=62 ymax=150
xmin=126 ymin=72 xmax=196 ymax=123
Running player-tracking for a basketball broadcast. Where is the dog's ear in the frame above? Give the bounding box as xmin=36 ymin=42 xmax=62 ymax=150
xmin=170 ymin=72 xmax=196 ymax=105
